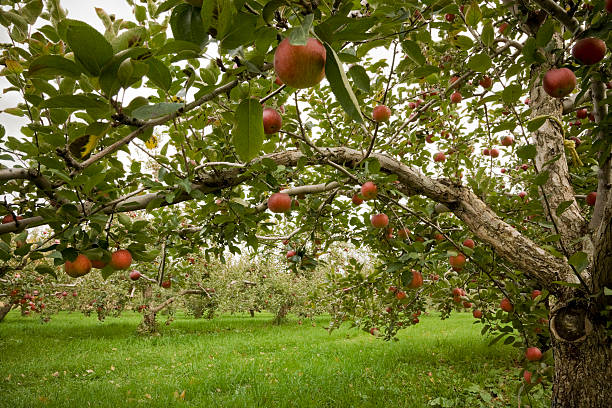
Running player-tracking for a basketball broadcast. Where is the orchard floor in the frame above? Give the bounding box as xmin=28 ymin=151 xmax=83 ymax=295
xmin=0 ymin=311 xmax=550 ymax=408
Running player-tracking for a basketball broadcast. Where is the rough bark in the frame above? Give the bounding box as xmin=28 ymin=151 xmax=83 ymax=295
xmin=273 ymin=302 xmax=292 ymax=325
xmin=0 ymin=303 xmax=12 ymax=322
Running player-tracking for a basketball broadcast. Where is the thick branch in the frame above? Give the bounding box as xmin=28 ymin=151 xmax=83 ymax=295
xmin=150 ymin=289 xmax=204 ymax=313
xmin=532 ymin=0 xmax=581 ymax=34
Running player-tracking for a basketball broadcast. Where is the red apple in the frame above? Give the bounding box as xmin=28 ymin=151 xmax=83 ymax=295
xmin=489 ymin=148 xmax=500 ymax=158
xmin=572 ymin=38 xmax=606 ymax=65
xmin=445 ymin=13 xmax=455 ymax=22
xmin=286 ymin=250 xmax=297 ymax=258
xmin=576 ymin=108 xmax=588 ymax=119
xmin=473 ymin=309 xmax=482 ymax=319
xmin=274 ymin=38 xmax=326 ymax=89
xmin=479 ymin=76 xmax=492 ymax=89
xmin=525 ymin=347 xmax=542 ymax=361
xmin=407 ymin=270 xmax=423 ymax=289
xmin=500 ymin=297 xmax=513 ymax=312
xmin=542 ymin=68 xmax=576 ymax=98
xmin=518 ymin=191 xmax=527 ymax=199
xmin=161 ymin=280 xmax=171 ymax=289
xmin=351 ymin=194 xmax=363 ymax=206
xmin=482 ymin=148 xmax=490 ymax=156
xmin=268 ymin=192 xmax=292 ymax=213
xmin=372 ymin=105 xmax=391 ymax=122
xmin=129 ymin=270 xmax=141 ymax=281
xmin=262 ymin=108 xmax=282 ymax=134
xmin=397 ymin=228 xmax=410 ymax=239
xmin=449 ymin=253 xmax=466 ymax=269
xmin=450 ymin=91 xmax=462 ymax=104
xmin=586 ymin=192 xmax=597 ymax=206
xmin=396 ymin=291 xmax=406 ymax=300
xmin=64 ymin=254 xmax=92 ymax=278
xmin=425 ymin=134 xmax=434 ymax=144
xmin=531 ymin=289 xmax=542 ymax=300
xmin=371 ymin=213 xmax=389 ymax=229
xmin=2 ymin=214 xmax=23 ymax=224
xmin=110 ymin=249 xmax=132 ymax=270
xmin=463 ymin=238 xmax=475 ymax=249
xmin=91 ymin=259 xmax=108 ymax=269
xmin=501 ymin=168 xmax=507 ymax=174
xmin=433 ymin=152 xmax=446 ymax=162
xmin=369 ymin=327 xmax=379 ymax=335
xmin=501 ymin=136 xmax=514 ymax=146
xmin=462 ymin=301 xmax=472 ymax=308
xmin=498 ymin=22 xmax=509 ymax=33
xmin=361 ymin=181 xmax=378 ymax=200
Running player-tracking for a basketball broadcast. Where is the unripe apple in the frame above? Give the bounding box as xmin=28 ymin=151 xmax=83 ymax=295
xmin=274 ymin=38 xmax=326 ymax=89
xmin=371 ymin=213 xmax=389 ymax=229
xmin=450 ymin=91 xmax=462 ymax=104
xmin=64 ymin=254 xmax=92 ymax=278
xmin=463 ymin=238 xmax=475 ymax=249
xmin=449 ymin=253 xmax=466 ymax=269
xmin=473 ymin=309 xmax=482 ymax=318
xmin=500 ymin=297 xmax=513 ymax=312
xmin=479 ymin=76 xmax=492 ymax=89
xmin=433 ymin=152 xmax=446 ymax=162
xmin=586 ymin=192 xmax=597 ymax=206
xmin=129 ymin=270 xmax=141 ymax=281
xmin=542 ymin=68 xmax=576 ymax=98
xmin=525 ymin=347 xmax=542 ymax=361
xmin=501 ymin=136 xmax=514 ymax=146
xmin=262 ymin=108 xmax=282 ymax=134
xmin=361 ymin=181 xmax=377 ymax=200
xmin=572 ymin=38 xmax=606 ymax=65
xmin=268 ymin=192 xmax=292 ymax=213
xmin=407 ymin=270 xmax=423 ymax=289
xmin=351 ymin=194 xmax=363 ymax=206
xmin=110 ymin=249 xmax=132 ymax=270
xmin=372 ymin=105 xmax=391 ymax=122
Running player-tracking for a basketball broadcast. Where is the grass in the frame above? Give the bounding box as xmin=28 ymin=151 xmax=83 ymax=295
xmin=0 ymin=310 xmax=550 ymax=407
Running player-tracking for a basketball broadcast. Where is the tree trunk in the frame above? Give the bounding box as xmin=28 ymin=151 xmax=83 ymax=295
xmin=273 ymin=302 xmax=291 ymax=325
xmin=550 ymin=302 xmax=611 ymax=407
xmin=0 ymin=303 xmax=12 ymax=322
xmin=249 ymin=309 xmax=255 ymax=317
xmin=139 ymin=311 xmax=157 ymax=334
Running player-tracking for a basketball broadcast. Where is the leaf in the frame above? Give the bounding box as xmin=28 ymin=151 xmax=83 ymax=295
xmin=40 ymin=94 xmax=108 ymax=110
xmin=465 ymin=3 xmax=481 ymax=27
xmin=200 ymin=0 xmax=216 ymax=35
xmin=27 ymin=55 xmax=82 ymax=79
xmin=502 ymin=83 xmax=522 ymax=104
xmin=170 ymin=3 xmax=207 ymax=48
xmin=132 ymin=102 xmax=183 ymax=120
xmin=522 ymin=37 xmax=537 ymax=64
xmin=348 ymin=65 xmax=370 ymax=92
xmin=262 ymin=0 xmax=286 ymax=24
xmin=467 ymin=53 xmax=492 ymax=72
xmin=527 ymin=117 xmax=546 ymax=132
xmin=323 ymin=42 xmax=363 ymax=123
xmin=402 ymin=40 xmax=425 ymax=66
xmin=556 ymin=200 xmax=574 ymax=216
xmin=146 ymin=58 xmax=172 ymax=91
xmin=533 ymin=170 xmax=549 ymax=186
xmin=35 ymin=265 xmax=57 ymax=279
xmin=536 ymin=18 xmax=555 ymax=47
xmin=22 ymin=0 xmax=44 ymax=25
xmin=568 ymin=251 xmax=589 ymax=273
xmin=516 ymin=145 xmax=537 ymax=160
xmin=481 ymin=22 xmax=494 ymax=47
xmin=219 ymin=12 xmax=257 ymax=50
xmin=232 ymin=99 xmax=264 ymax=162
xmin=551 ymin=280 xmax=582 ymax=288
xmin=65 ymin=20 xmax=113 ymax=76
xmin=156 ymin=39 xmax=202 ymax=56
xmin=289 ymin=14 xmax=314 ymax=46
xmin=154 ymin=0 xmax=183 ymax=16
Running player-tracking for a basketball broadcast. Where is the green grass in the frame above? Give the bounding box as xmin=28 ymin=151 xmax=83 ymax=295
xmin=0 ymin=311 xmax=549 ymax=407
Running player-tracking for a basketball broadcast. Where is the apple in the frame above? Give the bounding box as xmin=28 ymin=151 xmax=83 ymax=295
xmin=286 ymin=250 xmax=297 ymax=258
xmin=91 ymin=259 xmax=108 ymax=269
xmin=372 ymin=105 xmax=391 ymax=122
xmin=452 ymin=288 xmax=463 ymax=297
xmin=369 ymin=327 xmax=379 ymax=335
xmin=572 ymin=38 xmax=606 ymax=65
xmin=398 ymin=228 xmax=410 ymax=239
xmin=531 ymin=289 xmax=542 ymax=300
xmin=371 ymin=213 xmax=389 ymax=229
xmin=463 ymin=238 xmax=475 ymax=249
xmin=129 ymin=270 xmax=141 ymax=281
xmin=268 ymin=192 xmax=292 ymax=213
xmin=396 ymin=291 xmax=406 ymax=300
xmin=523 ymin=370 xmax=542 ymax=384
xmin=525 ymin=347 xmax=542 ymax=361
xmin=498 ymin=22 xmax=509 ymax=34
xmin=262 ymin=108 xmax=282 ymax=134
xmin=361 ymin=181 xmax=377 ymax=200
xmin=482 ymin=148 xmax=490 ymax=156
xmin=273 ymin=37 xmax=326 ymax=89
xmin=450 ymin=91 xmax=462 ymax=104
xmin=479 ymin=76 xmax=492 ymax=89
xmin=500 ymin=297 xmax=513 ymax=312
xmin=576 ymin=108 xmax=588 ymax=119
xmin=408 ymin=102 xmax=416 ymax=109
xmin=445 ymin=13 xmax=455 ymax=22
xmin=449 ymin=253 xmax=466 ymax=269
xmin=542 ymin=68 xmax=576 ymax=98
xmin=521 ymin=164 xmax=529 ymax=171
xmin=501 ymin=136 xmax=513 ymax=146
xmin=110 ymin=249 xmax=132 ymax=270
xmin=586 ymin=192 xmax=597 ymax=206
xmin=2 ymin=214 xmax=23 ymax=224
xmin=407 ymin=270 xmax=423 ymax=289
xmin=434 ymin=233 xmax=444 ymax=242
xmin=161 ymin=280 xmax=171 ymax=289
xmin=500 ymin=168 xmax=507 ymax=174
xmin=64 ymin=254 xmax=92 ymax=278
xmin=425 ymin=134 xmax=434 ymax=144
xmin=412 ymin=317 xmax=419 ymax=324
xmin=473 ymin=309 xmax=482 ymax=318
xmin=388 ymin=286 xmax=397 ymax=293
xmin=433 ymin=152 xmax=446 ymax=162
xmin=462 ymin=301 xmax=472 ymax=308
xmin=489 ymin=148 xmax=500 ymax=158
xmin=570 ymin=136 xmax=581 ymax=147
xmin=518 ymin=191 xmax=527 ymax=199
xmin=607 ymin=0 xmax=612 ymax=13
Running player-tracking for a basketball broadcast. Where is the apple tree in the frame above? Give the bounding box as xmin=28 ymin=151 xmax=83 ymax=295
xmin=0 ymin=0 xmax=610 ymax=406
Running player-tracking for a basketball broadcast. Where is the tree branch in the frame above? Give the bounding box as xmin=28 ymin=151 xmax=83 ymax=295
xmin=531 ymin=0 xmax=582 ymax=35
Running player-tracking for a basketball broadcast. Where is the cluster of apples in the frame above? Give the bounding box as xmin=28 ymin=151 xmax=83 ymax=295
xmin=64 ymin=249 xmax=132 ymax=278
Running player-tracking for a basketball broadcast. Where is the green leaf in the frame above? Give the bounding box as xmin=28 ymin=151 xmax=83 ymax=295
xmin=467 ymin=53 xmax=492 ymax=72
xmin=146 ymin=58 xmax=172 ymax=91
xmin=522 ymin=37 xmax=536 ymax=64
xmin=232 ymin=99 xmax=264 ymax=162
xmin=551 ymin=280 xmax=582 ymax=288
xmin=219 ymin=12 xmax=257 ymax=50
xmin=154 ymin=0 xmax=183 ymax=16
xmin=200 ymin=0 xmax=216 ymax=35
xmin=556 ymin=200 xmax=574 ymax=216
xmin=27 ymin=55 xmax=82 ymax=79
xmin=533 ymin=170 xmax=549 ymax=186
xmin=502 ymin=83 xmax=522 ymax=104
xmin=402 ymin=40 xmax=425 ymax=66
xmin=481 ymin=22 xmax=494 ymax=47
xmin=99 ymin=47 xmax=151 ymax=97
xmin=527 ymin=116 xmax=546 ymax=132
xmin=465 ymin=3 xmax=481 ymax=27
xmin=348 ymin=65 xmax=370 ymax=92
xmin=132 ymin=102 xmax=183 ymax=120
xmin=516 ymin=145 xmax=537 ymax=160
xmin=323 ymin=42 xmax=363 ymax=123
xmin=65 ymin=20 xmax=113 ymax=76
xmin=568 ymin=251 xmax=589 ymax=273
xmin=156 ymin=39 xmax=202 ymax=56
xmin=262 ymin=0 xmax=286 ymax=24
xmin=289 ymin=13 xmax=314 ymax=46
xmin=22 ymin=0 xmax=44 ymax=25
xmin=40 ymin=94 xmax=108 ymax=110
xmin=536 ymin=19 xmax=555 ymax=47
xmin=170 ymin=3 xmax=207 ymax=48
xmin=35 ymin=265 xmax=57 ymax=279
